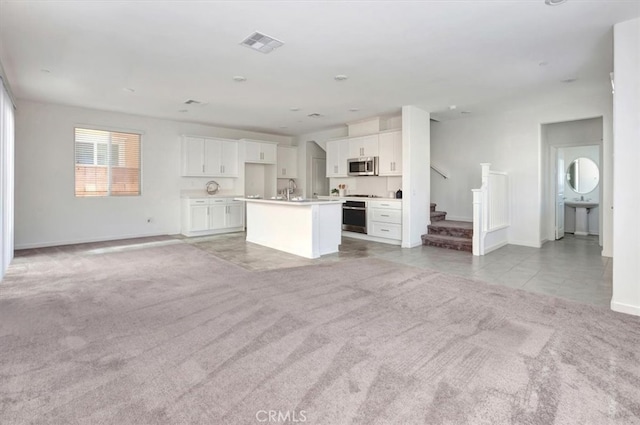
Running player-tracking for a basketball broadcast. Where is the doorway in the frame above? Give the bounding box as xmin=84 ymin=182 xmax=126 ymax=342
xmin=311 ymin=157 xmax=328 ymax=197
xmin=542 ymin=117 xmax=603 ymax=246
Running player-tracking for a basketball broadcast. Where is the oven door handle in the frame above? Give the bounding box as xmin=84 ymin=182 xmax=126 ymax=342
xmin=342 ymin=206 xmax=366 ymax=210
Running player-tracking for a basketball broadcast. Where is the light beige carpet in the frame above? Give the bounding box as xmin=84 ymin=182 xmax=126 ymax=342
xmin=1 ymin=239 xmax=639 ymax=424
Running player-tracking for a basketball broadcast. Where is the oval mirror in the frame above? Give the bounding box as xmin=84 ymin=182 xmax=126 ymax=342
xmin=566 ymin=157 xmax=599 ymax=194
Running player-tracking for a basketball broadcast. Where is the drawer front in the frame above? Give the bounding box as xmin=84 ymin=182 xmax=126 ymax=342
xmin=368 ymin=200 xmax=401 ymax=210
xmin=370 ymin=208 xmax=402 ymax=224
xmin=369 ymin=222 xmax=402 ymax=240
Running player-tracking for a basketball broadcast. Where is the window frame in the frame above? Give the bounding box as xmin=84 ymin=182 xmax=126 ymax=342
xmin=74 ymin=125 xmax=143 ymax=198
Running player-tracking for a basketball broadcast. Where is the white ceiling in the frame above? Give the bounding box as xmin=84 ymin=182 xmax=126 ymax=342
xmin=1 ymin=0 xmax=638 ymax=136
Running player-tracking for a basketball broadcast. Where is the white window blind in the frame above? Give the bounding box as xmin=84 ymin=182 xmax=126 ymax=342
xmin=74 ymin=128 xmax=141 ymax=197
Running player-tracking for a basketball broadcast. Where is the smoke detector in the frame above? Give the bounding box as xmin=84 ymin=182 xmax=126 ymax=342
xmin=240 ymin=31 xmax=284 ymax=54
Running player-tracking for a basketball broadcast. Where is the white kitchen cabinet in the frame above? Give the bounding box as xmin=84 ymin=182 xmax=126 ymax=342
xmin=368 ymin=200 xmax=402 ymax=241
xmin=182 ymin=136 xmax=239 ymax=177
xmin=181 ymin=198 xmax=245 ymax=236
xmin=244 ymin=140 xmax=277 ymax=164
xmin=189 ymin=202 xmax=210 ymax=232
xmin=348 ymin=134 xmax=379 ymax=158
xmin=226 ymin=203 xmax=245 ymax=228
xmin=277 ymin=146 xmax=298 ymax=178
xmin=326 ymin=139 xmax=349 ymax=177
xmin=378 ymin=130 xmax=402 ymax=176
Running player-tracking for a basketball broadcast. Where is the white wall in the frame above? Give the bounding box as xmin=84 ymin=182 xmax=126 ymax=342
xmin=14 ymin=100 xmax=291 ymax=248
xmin=401 ymin=106 xmax=430 ymax=248
xmin=0 ymin=78 xmax=15 ymax=280
xmin=612 ymin=18 xmax=640 ymax=316
xmin=431 ymin=92 xmax=613 ymax=249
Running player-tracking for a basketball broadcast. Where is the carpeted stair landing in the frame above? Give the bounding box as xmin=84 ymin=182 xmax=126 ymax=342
xmin=422 ymin=203 xmax=473 ymax=252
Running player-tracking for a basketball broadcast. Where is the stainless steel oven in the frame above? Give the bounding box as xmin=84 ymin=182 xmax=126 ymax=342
xmin=342 ymin=200 xmax=367 ymax=233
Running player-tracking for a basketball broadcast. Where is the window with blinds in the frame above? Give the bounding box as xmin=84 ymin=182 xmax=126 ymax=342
xmin=74 ymin=127 xmax=141 ymax=197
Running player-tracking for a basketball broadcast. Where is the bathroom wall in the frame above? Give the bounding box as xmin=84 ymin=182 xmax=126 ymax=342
xmin=560 ymin=145 xmax=600 ymax=234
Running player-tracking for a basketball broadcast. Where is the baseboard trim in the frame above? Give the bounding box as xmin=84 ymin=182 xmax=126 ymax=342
xmin=484 ymin=241 xmax=508 ymax=254
xmin=15 ymin=232 xmax=172 ymax=250
xmin=507 ymin=240 xmax=542 ymax=248
xmin=611 ymin=301 xmax=640 ymax=317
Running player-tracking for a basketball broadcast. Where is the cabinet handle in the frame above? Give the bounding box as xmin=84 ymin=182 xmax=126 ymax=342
xmin=381 ymin=229 xmax=389 ymax=232
xmin=381 ymin=203 xmax=390 ymax=206
xmin=381 ymin=214 xmax=389 ymax=217
xmin=202 ymin=164 xmax=205 ymax=173
xmin=222 ymin=165 xmax=225 ymax=173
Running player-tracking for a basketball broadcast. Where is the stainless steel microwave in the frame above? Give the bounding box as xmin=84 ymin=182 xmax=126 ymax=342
xmin=347 ymin=157 xmax=379 ymax=176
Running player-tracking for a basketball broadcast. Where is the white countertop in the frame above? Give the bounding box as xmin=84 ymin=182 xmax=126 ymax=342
xmin=181 ymin=193 xmax=244 ymax=199
xmin=236 ymin=197 xmax=344 ymax=206
xmin=317 ymin=196 xmax=401 ymax=202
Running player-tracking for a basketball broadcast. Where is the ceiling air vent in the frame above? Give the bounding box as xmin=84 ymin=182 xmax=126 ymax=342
xmin=240 ymin=31 xmax=284 ymax=54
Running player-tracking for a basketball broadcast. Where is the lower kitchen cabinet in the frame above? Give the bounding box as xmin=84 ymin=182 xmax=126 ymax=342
xmin=368 ymin=200 xmax=402 ymax=241
xmin=181 ymin=198 xmax=244 ymax=236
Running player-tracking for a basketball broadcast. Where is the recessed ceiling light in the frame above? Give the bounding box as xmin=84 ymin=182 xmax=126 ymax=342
xmin=290 ymin=107 xmax=300 ymax=112
xmin=561 ymin=77 xmax=578 ymax=83
xmin=240 ymin=31 xmax=284 ymax=54
xmin=178 ymin=109 xmax=188 ymax=113
xmin=349 ymin=108 xmax=359 ymax=112
xmin=334 ymin=75 xmax=348 ymax=81
xmin=307 ymin=113 xmax=323 ymax=118
xmin=449 ymin=105 xmax=457 ymax=110
xmin=232 ymin=76 xmax=247 ymax=82
xmin=545 ymin=0 xmax=567 ymax=5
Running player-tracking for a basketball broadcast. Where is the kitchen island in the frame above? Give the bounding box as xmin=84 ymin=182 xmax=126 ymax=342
xmin=236 ymin=198 xmax=344 ymax=259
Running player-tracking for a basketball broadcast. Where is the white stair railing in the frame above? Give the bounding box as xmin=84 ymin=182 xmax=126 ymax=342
xmin=472 ymin=163 xmax=510 ymax=256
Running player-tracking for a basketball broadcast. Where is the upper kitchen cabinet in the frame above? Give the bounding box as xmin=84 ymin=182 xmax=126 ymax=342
xmin=348 ymin=134 xmax=379 ymax=158
xmin=244 ymin=140 xmax=277 ymax=164
xmin=182 ymin=136 xmax=239 ymax=177
xmin=277 ymin=146 xmax=298 ymax=178
xmin=326 ymin=139 xmax=349 ymax=177
xmin=378 ymin=130 xmax=402 ymax=176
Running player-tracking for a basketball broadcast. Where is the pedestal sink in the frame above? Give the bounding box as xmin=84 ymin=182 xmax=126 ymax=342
xmin=565 ymin=201 xmax=598 ymax=235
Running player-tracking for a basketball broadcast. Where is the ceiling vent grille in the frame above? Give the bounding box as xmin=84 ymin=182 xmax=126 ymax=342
xmin=240 ymin=31 xmax=284 ymax=54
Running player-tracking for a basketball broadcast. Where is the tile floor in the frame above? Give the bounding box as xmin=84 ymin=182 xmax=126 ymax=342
xmin=12 ymin=232 xmax=611 ymax=308
xmin=184 ymin=232 xmax=612 ymax=307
